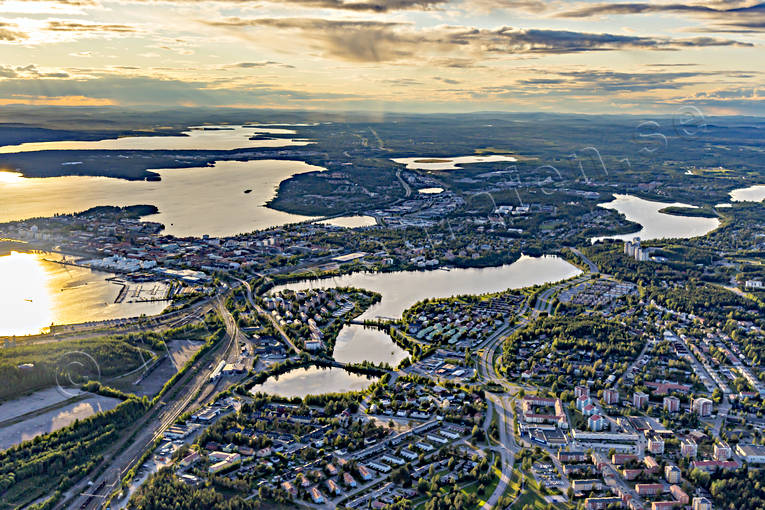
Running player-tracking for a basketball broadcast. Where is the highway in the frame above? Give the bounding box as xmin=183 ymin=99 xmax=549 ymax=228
xmin=477 ymin=271 xmax=591 ymax=509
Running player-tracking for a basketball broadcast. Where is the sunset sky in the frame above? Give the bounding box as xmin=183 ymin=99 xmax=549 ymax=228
xmin=0 ymin=0 xmax=763 ymax=114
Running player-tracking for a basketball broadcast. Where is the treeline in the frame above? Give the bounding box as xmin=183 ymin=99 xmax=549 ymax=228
xmin=648 ymin=282 xmax=764 ymax=325
xmin=689 ymin=467 xmax=765 ymax=510
xmin=127 ymin=469 xmax=260 ymax=510
xmin=0 ymin=337 xmax=152 ymax=401
xmin=0 ymin=398 xmax=148 ymax=509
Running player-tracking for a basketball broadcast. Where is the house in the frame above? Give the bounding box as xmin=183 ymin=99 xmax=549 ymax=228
xmin=310 ymin=487 xmax=325 ymax=504
xmin=586 ymin=497 xmax=623 ymax=510
xmin=603 ymin=388 xmax=620 ymax=405
xmin=670 ymin=485 xmax=689 ymax=504
xmin=680 ymin=438 xmax=697 ymax=458
xmin=736 ymin=443 xmax=765 ymax=463
xmin=589 ymin=414 xmax=606 ymax=431
xmin=690 ymin=460 xmax=738 ymax=472
xmin=692 ymin=497 xmax=713 ymax=510
xmin=714 ymin=441 xmax=732 ymax=460
xmin=691 ymin=397 xmax=713 ymax=416
xmin=647 ymin=435 xmax=665 ymax=454
xmin=179 ymin=451 xmax=200 ymax=468
xmin=663 ymin=396 xmax=680 ymax=413
xmin=633 ymin=391 xmax=649 ymax=410
xmin=326 ymin=479 xmax=341 ymax=495
xmin=664 ymin=465 xmax=681 ymax=484
xmin=343 ymin=472 xmax=357 ymax=488
xmin=281 ymin=481 xmax=297 ymax=497
xmin=636 ymin=483 xmax=663 ymax=496
xmin=572 ymin=479 xmax=602 ymax=492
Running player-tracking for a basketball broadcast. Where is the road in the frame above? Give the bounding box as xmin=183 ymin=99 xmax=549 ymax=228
xmin=236 ymin=277 xmax=301 ymax=355
xmin=61 ymin=295 xmax=242 ymax=510
xmin=477 ymin=271 xmax=590 ymax=509
xmin=395 ymin=169 xmax=412 ymax=198
xmin=567 ymin=246 xmax=599 ymax=273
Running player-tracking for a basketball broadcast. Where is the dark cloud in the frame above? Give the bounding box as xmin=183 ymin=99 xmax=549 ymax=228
xmin=0 ymin=64 xmax=69 ymax=79
xmin=0 ymin=22 xmax=28 ymax=42
xmin=260 ymin=0 xmax=448 ymax=12
xmin=204 ymin=17 xmax=750 ymax=63
xmin=18 ymin=0 xmax=447 ymax=12
xmin=557 ymin=1 xmax=765 ymax=33
xmin=226 ymin=61 xmax=295 ymax=69
xmin=0 ymin=74 xmax=360 ymax=106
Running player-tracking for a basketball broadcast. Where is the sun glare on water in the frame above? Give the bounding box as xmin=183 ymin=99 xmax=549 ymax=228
xmin=0 ymin=171 xmax=24 ymax=184
xmin=0 ymin=251 xmax=54 ymax=336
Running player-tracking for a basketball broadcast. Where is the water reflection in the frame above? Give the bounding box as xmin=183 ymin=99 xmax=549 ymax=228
xmin=392 ymin=155 xmax=517 ymax=171
xmin=730 ymin=184 xmax=765 ymax=203
xmin=333 ymin=325 xmax=408 ymax=367
xmin=591 ymin=194 xmax=719 ymax=242
xmin=319 ymin=216 xmax=378 ymax=228
xmin=273 ymin=254 xmax=581 ymax=320
xmin=0 ymin=125 xmax=310 ymax=154
xmin=0 ymin=251 xmax=167 ymax=337
xmin=249 ymin=366 xmax=378 ymax=398
xmin=0 ymin=159 xmax=323 ymax=237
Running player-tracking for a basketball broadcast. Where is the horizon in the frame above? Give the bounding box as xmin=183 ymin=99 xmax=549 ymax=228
xmin=0 ymin=0 xmax=763 ymax=115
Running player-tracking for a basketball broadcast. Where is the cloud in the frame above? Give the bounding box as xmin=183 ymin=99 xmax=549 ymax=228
xmin=0 ymin=64 xmax=70 ymax=79
xmin=225 ymin=61 xmax=296 ymax=69
xmin=46 ymin=20 xmax=136 ymax=33
xmin=0 ymin=22 xmax=28 ymax=41
xmin=556 ymin=1 xmax=765 ymax=33
xmin=0 ymin=74 xmax=360 ymax=106
xmin=204 ymin=17 xmax=751 ymax=63
xmin=13 ymin=0 xmax=448 ymax=12
xmin=258 ymin=0 xmax=449 ymax=12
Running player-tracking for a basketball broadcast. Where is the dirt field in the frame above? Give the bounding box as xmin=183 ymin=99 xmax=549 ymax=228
xmin=125 ymin=339 xmax=206 ymax=397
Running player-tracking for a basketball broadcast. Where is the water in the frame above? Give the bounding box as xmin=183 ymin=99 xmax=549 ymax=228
xmin=249 ymin=366 xmax=378 ymax=398
xmin=0 ymin=251 xmax=167 ymax=337
xmin=0 ymin=125 xmax=310 ymax=154
xmin=730 ymin=184 xmax=765 ymax=203
xmin=0 ymin=159 xmax=323 ymax=237
xmin=0 ymin=393 xmax=120 ymax=449
xmin=591 ymin=194 xmax=719 ymax=242
xmin=319 ymin=216 xmax=378 ymax=228
xmin=272 ymin=254 xmax=581 ymax=321
xmin=333 ymin=324 xmax=408 ymax=367
xmin=392 ymin=155 xmax=517 ymax=171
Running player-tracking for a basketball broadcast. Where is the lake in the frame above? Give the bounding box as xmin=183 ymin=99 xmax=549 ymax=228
xmin=249 ymin=366 xmax=378 ymax=398
xmin=591 ymin=194 xmax=720 ymax=242
xmin=0 ymin=125 xmax=310 ymax=154
xmin=0 ymin=251 xmax=167 ymax=337
xmin=392 ymin=155 xmax=517 ymax=171
xmin=271 ymin=255 xmax=580 ymax=366
xmin=333 ymin=324 xmax=409 ymax=367
xmin=272 ymin=254 xmax=581 ymax=320
xmin=319 ymin=216 xmax=378 ymax=228
xmin=730 ymin=184 xmax=765 ymax=203
xmin=0 ymin=159 xmax=324 ymax=237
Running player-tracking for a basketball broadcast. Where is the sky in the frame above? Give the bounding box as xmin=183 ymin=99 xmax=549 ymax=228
xmin=0 ymin=0 xmax=763 ymax=114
